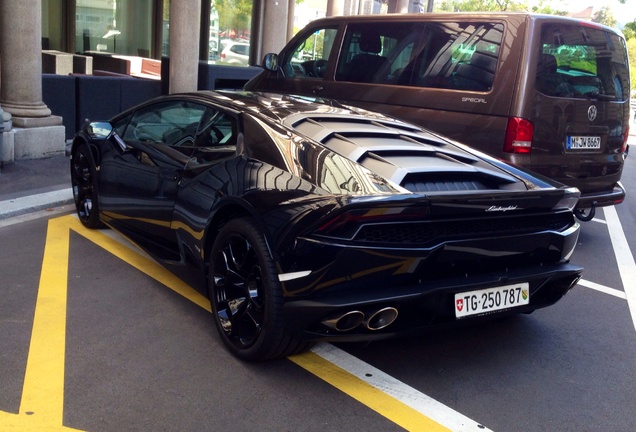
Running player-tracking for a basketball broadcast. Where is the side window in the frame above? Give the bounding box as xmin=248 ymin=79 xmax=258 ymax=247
xmin=410 ymin=22 xmax=503 ymax=91
xmin=122 ymin=101 xmax=206 ymax=147
xmin=281 ymin=26 xmax=338 ymax=79
xmin=112 ymin=113 xmax=132 ymax=137
xmin=335 ymin=22 xmax=424 ymax=84
xmin=232 ymin=44 xmax=249 ymax=56
xmin=336 ymin=23 xmax=424 ymax=84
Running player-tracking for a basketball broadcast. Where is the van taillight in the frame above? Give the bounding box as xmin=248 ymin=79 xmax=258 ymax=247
xmin=622 ymin=125 xmax=629 ymax=153
xmin=504 ymin=117 xmax=533 ymax=154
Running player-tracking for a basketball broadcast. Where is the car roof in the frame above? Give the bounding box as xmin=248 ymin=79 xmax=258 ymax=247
xmin=168 ymin=90 xmax=418 ymax=128
xmin=117 ymin=90 xmax=557 ymax=191
xmin=300 ymin=11 xmax=619 ymax=35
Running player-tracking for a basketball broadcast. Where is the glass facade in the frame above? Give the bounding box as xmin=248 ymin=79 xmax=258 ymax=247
xmin=42 ymin=0 xmax=67 ymax=51
xmin=75 ymin=0 xmax=154 ymax=56
xmin=209 ymin=1 xmax=252 ymax=63
xmin=41 ymin=0 xmax=254 ymax=63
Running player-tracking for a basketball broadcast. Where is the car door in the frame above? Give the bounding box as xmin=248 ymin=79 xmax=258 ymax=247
xmin=98 ymin=99 xmax=206 ymax=254
xmin=169 ymin=106 xmax=240 ymax=246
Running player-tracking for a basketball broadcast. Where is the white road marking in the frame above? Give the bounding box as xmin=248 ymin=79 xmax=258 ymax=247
xmin=312 ymin=343 xmax=492 ymax=432
xmin=0 ymin=189 xmax=73 ymax=219
xmin=0 ymin=204 xmax=74 ymax=228
xmin=602 ymin=206 xmax=636 ymax=332
xmin=578 ymin=279 xmax=627 ymax=300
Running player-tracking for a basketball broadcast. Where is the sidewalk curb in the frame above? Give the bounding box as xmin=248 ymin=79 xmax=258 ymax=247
xmin=0 ymin=188 xmax=74 ymax=220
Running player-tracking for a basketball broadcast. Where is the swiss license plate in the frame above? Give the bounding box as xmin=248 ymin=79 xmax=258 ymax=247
xmin=455 ymin=283 xmax=530 ymax=318
xmin=566 ymin=135 xmax=601 ymax=150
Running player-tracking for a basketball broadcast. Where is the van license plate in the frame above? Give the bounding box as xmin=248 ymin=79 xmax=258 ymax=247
xmin=567 ymin=135 xmax=601 ymax=150
xmin=455 ymin=283 xmax=530 ymax=318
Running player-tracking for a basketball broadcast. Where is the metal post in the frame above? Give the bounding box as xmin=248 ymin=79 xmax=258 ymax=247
xmin=0 ymin=115 xmax=4 ymax=171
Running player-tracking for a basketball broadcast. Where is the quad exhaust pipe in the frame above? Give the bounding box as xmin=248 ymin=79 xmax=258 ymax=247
xmin=366 ymin=307 xmax=399 ymax=330
xmin=322 ymin=307 xmax=398 ymax=332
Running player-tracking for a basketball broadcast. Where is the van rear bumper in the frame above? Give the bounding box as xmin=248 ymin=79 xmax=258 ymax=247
xmin=576 ymin=181 xmax=625 ymax=209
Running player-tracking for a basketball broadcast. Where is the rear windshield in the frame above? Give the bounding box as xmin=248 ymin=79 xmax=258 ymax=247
xmin=536 ymin=22 xmax=629 ymax=101
xmin=335 ymin=21 xmax=504 ymax=92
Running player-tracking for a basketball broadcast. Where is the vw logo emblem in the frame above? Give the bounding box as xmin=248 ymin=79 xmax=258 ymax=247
xmin=588 ymin=105 xmax=598 ymax=122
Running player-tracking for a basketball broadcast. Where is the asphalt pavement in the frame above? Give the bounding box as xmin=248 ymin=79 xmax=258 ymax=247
xmin=0 ymin=152 xmax=73 ymax=220
xmin=1 ymin=125 xmax=635 ymax=432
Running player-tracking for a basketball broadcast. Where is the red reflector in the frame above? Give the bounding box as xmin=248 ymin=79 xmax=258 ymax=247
xmin=504 ymin=117 xmax=534 ymax=154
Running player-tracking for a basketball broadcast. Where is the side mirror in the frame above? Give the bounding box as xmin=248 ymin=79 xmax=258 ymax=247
xmin=263 ymin=53 xmax=279 ymax=72
xmin=87 ymin=121 xmax=128 ymax=152
xmin=87 ymin=122 xmax=113 ymax=139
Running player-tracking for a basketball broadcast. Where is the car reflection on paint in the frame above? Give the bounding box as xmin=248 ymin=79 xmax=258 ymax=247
xmin=70 ymin=90 xmax=583 ymax=361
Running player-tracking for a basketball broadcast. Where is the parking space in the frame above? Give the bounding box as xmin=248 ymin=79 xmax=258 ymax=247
xmin=1 ymin=156 xmax=635 ymax=432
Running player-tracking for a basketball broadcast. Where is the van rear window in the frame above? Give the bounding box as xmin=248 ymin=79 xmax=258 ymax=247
xmin=536 ymin=23 xmax=629 ymax=101
xmin=336 ymin=21 xmax=503 ymax=92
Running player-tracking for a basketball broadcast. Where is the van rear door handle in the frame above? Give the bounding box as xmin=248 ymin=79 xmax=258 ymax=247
xmin=311 ymin=85 xmax=324 ymax=94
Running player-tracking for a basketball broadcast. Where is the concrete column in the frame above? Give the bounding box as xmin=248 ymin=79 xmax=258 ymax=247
xmin=327 ymin=0 xmax=344 ymax=16
xmin=249 ymin=0 xmax=265 ymax=66
xmin=169 ymin=0 xmax=201 ymax=94
xmin=286 ymin=0 xmax=295 ymax=42
xmin=0 ymin=0 xmax=51 ymax=119
xmin=0 ymin=0 xmax=64 ymax=162
xmin=0 ymin=105 xmax=14 ymax=164
xmin=387 ymin=0 xmax=410 ymax=13
xmin=262 ymin=0 xmax=290 ymax=56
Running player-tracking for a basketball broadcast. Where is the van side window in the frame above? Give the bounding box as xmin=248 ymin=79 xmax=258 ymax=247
xmin=336 ymin=22 xmax=503 ymax=92
xmin=536 ymin=23 xmax=630 ymax=101
xmin=336 ymin=23 xmax=422 ymax=84
xmin=282 ymin=26 xmax=338 ymax=79
xmin=414 ymin=23 xmax=502 ymax=91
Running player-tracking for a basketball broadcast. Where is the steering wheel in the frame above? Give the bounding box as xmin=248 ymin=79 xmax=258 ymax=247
xmin=209 ymin=125 xmax=224 ymax=142
xmin=312 ymin=59 xmax=328 ymax=77
xmin=197 ymin=124 xmax=225 ymax=147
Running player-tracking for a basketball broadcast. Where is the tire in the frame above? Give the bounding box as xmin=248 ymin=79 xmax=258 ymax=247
xmin=208 ymin=218 xmax=311 ymax=361
xmin=71 ymin=143 xmax=104 ymax=229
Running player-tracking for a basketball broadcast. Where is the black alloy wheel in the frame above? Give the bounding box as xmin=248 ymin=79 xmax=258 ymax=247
xmin=71 ymin=143 xmax=103 ymax=229
xmin=209 ymin=218 xmax=310 ymax=361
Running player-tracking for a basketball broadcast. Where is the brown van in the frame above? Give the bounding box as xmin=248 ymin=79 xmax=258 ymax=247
xmin=245 ymin=12 xmax=630 ymax=220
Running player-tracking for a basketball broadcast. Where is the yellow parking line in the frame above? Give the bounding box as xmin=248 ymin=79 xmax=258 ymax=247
xmin=0 ymin=217 xmax=84 ymax=431
xmin=20 ymin=217 xmax=69 ymax=423
xmin=290 ymin=351 xmax=451 ymax=432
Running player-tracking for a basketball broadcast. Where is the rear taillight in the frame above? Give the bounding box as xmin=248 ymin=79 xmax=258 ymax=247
xmin=315 ymin=206 xmax=430 ymax=239
xmin=552 ymin=187 xmax=581 ymax=212
xmin=504 ymin=117 xmax=534 ymax=154
xmin=621 ymin=125 xmax=629 ymax=153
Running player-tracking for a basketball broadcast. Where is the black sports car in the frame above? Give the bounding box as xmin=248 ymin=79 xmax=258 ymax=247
xmin=70 ymin=91 xmax=583 ymax=361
